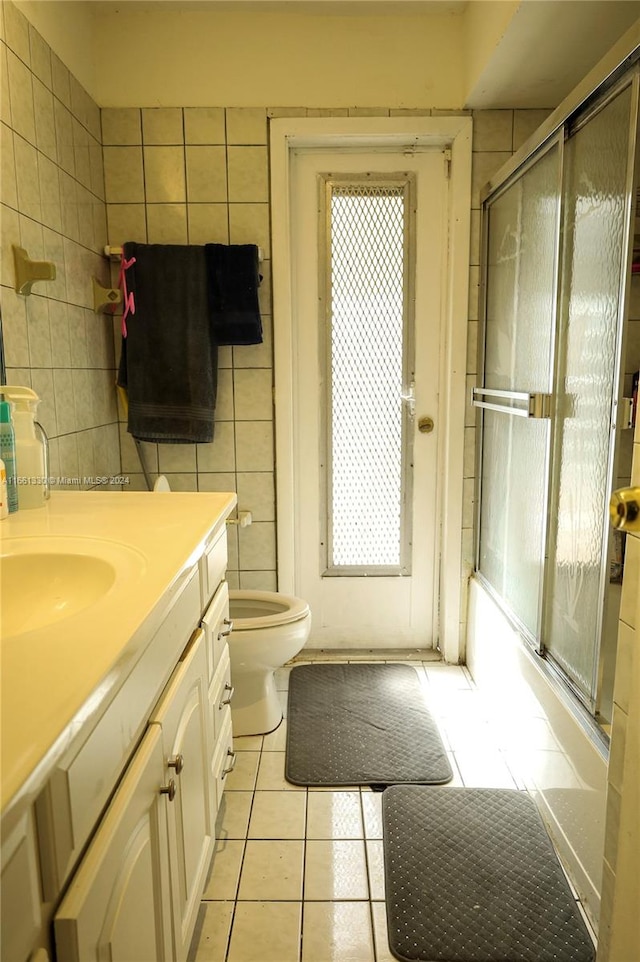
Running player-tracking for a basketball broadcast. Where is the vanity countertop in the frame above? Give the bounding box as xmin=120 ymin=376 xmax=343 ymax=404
xmin=0 ymin=490 xmax=236 ymax=817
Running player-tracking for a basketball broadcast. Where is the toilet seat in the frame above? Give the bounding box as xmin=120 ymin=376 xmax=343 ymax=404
xmin=229 ymin=590 xmax=310 ymax=630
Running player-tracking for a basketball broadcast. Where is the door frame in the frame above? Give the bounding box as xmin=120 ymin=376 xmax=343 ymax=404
xmin=270 ymin=117 xmax=472 ymax=663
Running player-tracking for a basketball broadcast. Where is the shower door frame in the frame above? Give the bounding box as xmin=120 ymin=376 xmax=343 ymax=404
xmin=474 ymin=64 xmax=640 ymax=720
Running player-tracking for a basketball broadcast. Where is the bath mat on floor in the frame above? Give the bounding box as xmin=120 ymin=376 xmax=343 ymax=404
xmin=382 ymin=786 xmax=596 ymax=962
xmin=285 ymin=663 xmax=452 ymax=786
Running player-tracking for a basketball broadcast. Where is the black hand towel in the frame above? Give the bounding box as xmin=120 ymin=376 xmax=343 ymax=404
xmin=205 ymin=243 xmax=263 ymax=345
xmin=117 ymin=242 xmax=218 ymax=443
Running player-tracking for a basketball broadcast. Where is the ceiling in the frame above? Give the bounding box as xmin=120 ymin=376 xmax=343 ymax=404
xmin=465 ymin=0 xmax=640 ymax=108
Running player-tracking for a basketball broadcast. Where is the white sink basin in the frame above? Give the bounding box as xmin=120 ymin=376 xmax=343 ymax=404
xmin=0 ymin=537 xmax=146 ymax=639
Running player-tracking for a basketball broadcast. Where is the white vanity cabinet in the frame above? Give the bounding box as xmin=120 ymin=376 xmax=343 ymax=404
xmin=53 ymin=725 xmax=173 ymax=962
xmin=149 ymin=627 xmax=214 ymax=962
xmin=44 ymin=525 xmax=233 ymax=962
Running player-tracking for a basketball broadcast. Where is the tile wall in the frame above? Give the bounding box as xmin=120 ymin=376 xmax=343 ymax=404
xmin=0 ymin=1 xmax=120 ymax=488
xmin=102 ymin=105 xmax=275 ymax=590
xmin=102 ymin=103 xmax=550 ymax=604
xmin=598 ymin=404 xmax=640 ymax=960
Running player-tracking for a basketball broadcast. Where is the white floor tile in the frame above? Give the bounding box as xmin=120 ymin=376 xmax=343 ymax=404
xmin=256 ymin=751 xmax=305 ymax=790
xmin=304 ymin=840 xmax=369 ymax=900
xmin=301 ymin=901 xmax=374 ymax=962
xmin=371 ymin=901 xmax=396 ymax=962
xmin=248 ymin=790 xmax=306 ymax=839
xmin=361 ymin=791 xmax=383 ymax=839
xmin=365 ymin=840 xmax=385 ymax=900
xmin=238 ymin=839 xmax=304 ymax=900
xmin=453 ymin=749 xmax=518 ymax=789
xmin=424 ymin=664 xmax=472 ymax=690
xmin=227 ymin=901 xmax=302 ymax=962
xmin=262 ymin=719 xmax=287 ymax=751
xmin=216 ymin=791 xmax=253 ymax=840
xmin=306 ymin=791 xmax=363 ymax=839
xmin=203 ymin=838 xmax=245 ymax=900
xmin=224 ymin=751 xmax=260 ymax=791
xmin=233 ymin=734 xmax=264 ymax=752
xmin=189 ymin=901 xmax=233 ymax=961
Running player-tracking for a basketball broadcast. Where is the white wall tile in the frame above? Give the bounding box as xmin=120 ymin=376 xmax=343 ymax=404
xmin=472 ymin=109 xmax=513 ymax=152
xmin=227 ymin=146 xmax=269 ymax=203
xmin=53 ymin=99 xmax=74 ymax=175
xmin=7 ymin=49 xmax=35 ymax=144
xmin=234 ymin=368 xmax=273 ymax=421
xmin=226 ymin=107 xmax=267 ymax=145
xmin=229 ymin=203 xmax=270 ymax=255
xmin=103 ymin=146 xmax=145 ymax=203
xmin=28 ymin=25 xmax=51 ymax=89
xmin=236 ymin=421 xmax=274 ymax=472
xmin=142 ymin=107 xmax=183 ymax=145
xmin=185 ymin=145 xmax=227 ymax=202
xmin=102 ymin=107 xmax=142 ymax=146
xmin=4 ymin=2 xmax=30 ymax=65
xmin=146 ymin=203 xmax=187 ymax=244
xmin=143 ymin=145 xmax=186 ymax=203
xmin=187 ymin=202 xmax=229 ymax=244
xmin=13 ymin=132 xmax=40 ymax=220
xmin=236 ymin=472 xmax=275 ymax=521
xmin=196 ymin=421 xmax=236 ymax=472
xmin=233 ymin=314 xmax=272 ymax=369
xmin=107 ymin=203 xmax=147 ymax=244
xmin=184 ymin=106 xmax=225 ymax=145
xmin=33 ymin=77 xmax=56 ymax=161
xmin=50 ymin=51 xmax=70 ymax=107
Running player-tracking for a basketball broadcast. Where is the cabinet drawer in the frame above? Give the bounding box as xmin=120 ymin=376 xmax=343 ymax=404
xmin=199 ymin=527 xmax=228 ymax=609
xmin=209 ymin=645 xmax=232 ymax=744
xmin=201 ymin=580 xmax=230 ymax=681
xmin=40 ymin=567 xmax=201 ymax=894
xmin=211 ymin=715 xmax=234 ymax=823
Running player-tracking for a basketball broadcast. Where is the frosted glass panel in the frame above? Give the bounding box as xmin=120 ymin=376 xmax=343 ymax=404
xmin=478 ymin=145 xmax=560 ymax=635
xmin=545 ymin=88 xmax=632 ymax=700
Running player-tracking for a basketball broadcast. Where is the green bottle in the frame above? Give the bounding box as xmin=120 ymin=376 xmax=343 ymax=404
xmin=0 ymin=398 xmax=18 ymax=513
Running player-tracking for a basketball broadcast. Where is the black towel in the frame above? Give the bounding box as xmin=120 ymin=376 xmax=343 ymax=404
xmin=117 ymin=242 xmax=218 ymax=443
xmin=205 ymin=243 xmax=263 ymax=345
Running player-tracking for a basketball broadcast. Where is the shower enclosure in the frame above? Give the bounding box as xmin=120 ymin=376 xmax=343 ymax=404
xmin=474 ymin=63 xmax=640 ymax=731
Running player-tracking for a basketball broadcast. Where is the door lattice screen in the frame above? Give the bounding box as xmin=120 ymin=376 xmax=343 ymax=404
xmin=326 ymin=183 xmax=412 ymax=571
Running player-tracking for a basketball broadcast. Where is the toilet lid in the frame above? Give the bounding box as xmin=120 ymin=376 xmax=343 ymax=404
xmin=229 ymin=590 xmax=310 ymax=630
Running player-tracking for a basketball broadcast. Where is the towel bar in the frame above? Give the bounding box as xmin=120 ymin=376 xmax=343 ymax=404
xmin=103 ymin=244 xmax=265 ymax=262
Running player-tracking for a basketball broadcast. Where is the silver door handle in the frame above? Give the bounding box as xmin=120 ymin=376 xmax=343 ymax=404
xmin=219 ymin=683 xmax=235 ymax=708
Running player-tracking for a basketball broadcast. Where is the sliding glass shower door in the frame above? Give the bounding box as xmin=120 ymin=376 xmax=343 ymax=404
xmin=476 ymin=73 xmax=638 ymax=717
xmin=477 ymin=143 xmax=561 ymax=638
xmin=544 ymin=86 xmax=634 ymax=706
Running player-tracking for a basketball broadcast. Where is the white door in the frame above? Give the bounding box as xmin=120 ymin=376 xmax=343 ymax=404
xmin=290 ymin=147 xmax=448 ymax=647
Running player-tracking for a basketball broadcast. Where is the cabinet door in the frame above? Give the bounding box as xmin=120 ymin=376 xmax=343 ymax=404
xmin=54 ymin=726 xmax=172 ymax=962
xmin=150 ymin=628 xmax=213 ymax=962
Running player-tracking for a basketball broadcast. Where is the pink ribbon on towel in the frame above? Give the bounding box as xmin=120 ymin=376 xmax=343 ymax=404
xmin=118 ymin=250 xmax=136 ymax=337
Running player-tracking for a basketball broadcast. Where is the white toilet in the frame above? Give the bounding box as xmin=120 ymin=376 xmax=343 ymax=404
xmin=228 ymin=589 xmax=311 ymax=736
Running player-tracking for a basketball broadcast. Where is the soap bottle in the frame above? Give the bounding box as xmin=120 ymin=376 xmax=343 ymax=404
xmin=0 ymin=457 xmax=8 ymax=519
xmin=0 ymin=386 xmax=47 ymax=510
xmin=0 ymin=397 xmax=18 ymax=513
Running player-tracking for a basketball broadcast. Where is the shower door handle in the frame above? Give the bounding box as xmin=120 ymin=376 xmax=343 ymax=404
xmin=610 ymin=486 xmax=640 ymax=533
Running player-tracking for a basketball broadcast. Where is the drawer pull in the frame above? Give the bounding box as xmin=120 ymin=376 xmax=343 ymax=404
xmin=221 ymin=750 xmax=237 ymax=778
xmin=160 ymin=778 xmax=176 ymax=802
xmin=168 ymin=754 xmax=184 ymax=774
xmin=219 ymin=618 xmax=234 ymax=638
xmin=219 ymin=684 xmax=235 ymax=708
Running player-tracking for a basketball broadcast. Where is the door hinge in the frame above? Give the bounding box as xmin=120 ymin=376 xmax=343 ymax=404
xmin=444 ymin=148 xmax=452 ymax=179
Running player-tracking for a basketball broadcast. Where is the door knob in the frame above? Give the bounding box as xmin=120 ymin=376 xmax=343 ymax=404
xmin=418 ymin=416 xmax=434 ymax=434
xmin=609 ymin=486 xmax=640 ymax=532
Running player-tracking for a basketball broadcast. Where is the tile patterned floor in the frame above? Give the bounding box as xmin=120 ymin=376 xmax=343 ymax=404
xmin=188 ymin=653 xmax=596 ymax=962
